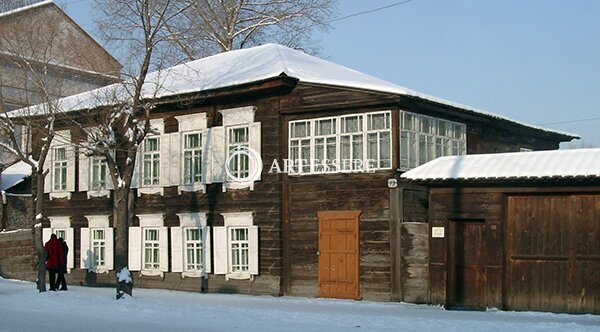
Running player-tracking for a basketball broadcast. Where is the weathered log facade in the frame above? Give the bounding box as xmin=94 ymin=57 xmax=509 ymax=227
xmin=4 ymin=45 xmax=581 ymax=310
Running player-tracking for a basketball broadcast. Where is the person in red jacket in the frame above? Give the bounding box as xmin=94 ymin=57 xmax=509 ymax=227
xmin=44 ymin=234 xmax=64 ymax=291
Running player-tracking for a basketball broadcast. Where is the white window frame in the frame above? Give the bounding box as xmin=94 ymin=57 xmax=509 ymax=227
xmin=42 ymin=216 xmax=74 ymax=273
xmin=90 ymin=156 xmax=108 ymax=191
xmin=312 ymin=117 xmax=338 ymax=173
xmin=366 ymin=112 xmax=392 ymax=170
xmin=399 ymin=111 xmax=467 ymax=171
xmin=81 ymin=215 xmax=114 ymax=273
xmin=171 ymin=212 xmax=211 ymax=278
xmin=182 ymin=132 xmax=203 ymax=186
xmin=214 ymin=212 xmax=258 ymax=280
xmin=45 ymin=130 xmax=73 ymax=200
xmin=289 ymin=120 xmax=312 ymax=174
xmin=288 ymin=111 xmax=393 ymax=174
xmin=143 ymin=228 xmax=161 ymax=270
xmin=141 ymin=136 xmax=160 ymax=187
xmin=53 ymin=146 xmax=68 ymax=191
xmin=129 ymin=214 xmax=168 ymax=277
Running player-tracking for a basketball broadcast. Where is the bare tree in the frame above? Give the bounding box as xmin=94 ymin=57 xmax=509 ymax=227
xmin=90 ymin=0 xmax=191 ymax=299
xmin=146 ymin=0 xmax=338 ymax=63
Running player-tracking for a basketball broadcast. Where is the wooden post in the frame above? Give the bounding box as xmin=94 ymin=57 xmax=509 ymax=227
xmin=390 ymin=185 xmax=404 ymax=302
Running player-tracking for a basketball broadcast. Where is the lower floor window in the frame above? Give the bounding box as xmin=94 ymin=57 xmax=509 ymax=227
xmin=185 ymin=228 xmax=203 ymax=271
xmin=230 ymin=228 xmax=249 ymax=272
xmin=144 ymin=229 xmax=160 ymax=270
xmin=92 ymin=229 xmax=106 ymax=268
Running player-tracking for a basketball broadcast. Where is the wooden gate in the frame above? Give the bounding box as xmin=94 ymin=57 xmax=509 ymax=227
xmin=507 ymin=195 xmax=600 ymax=313
xmin=317 ymin=210 xmax=360 ymax=300
xmin=448 ymin=220 xmax=487 ymax=309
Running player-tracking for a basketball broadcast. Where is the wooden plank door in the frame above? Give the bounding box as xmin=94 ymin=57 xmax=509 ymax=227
xmin=317 ymin=210 xmax=361 ymax=300
xmin=449 ymin=220 xmax=487 ymax=309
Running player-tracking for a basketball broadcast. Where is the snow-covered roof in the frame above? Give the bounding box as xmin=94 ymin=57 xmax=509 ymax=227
xmin=1 ymin=161 xmax=31 ymax=191
xmin=13 ymin=44 xmax=577 ymax=138
xmin=0 ymin=0 xmax=53 ymax=19
xmin=401 ymin=148 xmax=600 ymax=182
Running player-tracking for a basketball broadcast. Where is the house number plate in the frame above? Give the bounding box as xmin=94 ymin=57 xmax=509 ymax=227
xmin=431 ymin=227 xmax=445 ymax=238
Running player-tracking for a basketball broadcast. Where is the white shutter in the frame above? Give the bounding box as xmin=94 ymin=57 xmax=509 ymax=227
xmin=249 ymin=122 xmax=262 ymax=180
xmin=105 ymin=154 xmax=114 ymax=190
xmin=202 ymin=226 xmax=212 ymax=274
xmin=66 ymin=145 xmax=75 ymax=192
xmin=171 ymin=227 xmax=183 ymax=273
xmin=66 ymin=228 xmax=74 ymax=269
xmin=213 ymin=226 xmax=227 ymax=274
xmin=159 ymin=134 xmax=170 ymax=187
xmin=79 ymin=152 xmax=89 ymax=192
xmin=105 ymin=227 xmax=114 ymax=270
xmin=80 ymin=228 xmax=91 ymax=269
xmin=211 ymin=127 xmax=226 ymax=183
xmin=43 ymin=228 xmax=51 ymax=243
xmin=131 ymin=150 xmax=140 ymax=189
xmin=248 ymin=226 xmax=259 ymax=275
xmin=202 ymin=129 xmax=213 ymax=184
xmin=128 ymin=227 xmax=142 ymax=271
xmin=43 ymin=151 xmax=52 ymax=193
xmin=170 ymin=132 xmax=181 ymax=186
xmin=159 ymin=227 xmax=169 ymax=272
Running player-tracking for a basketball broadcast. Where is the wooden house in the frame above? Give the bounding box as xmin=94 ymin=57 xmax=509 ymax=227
xmin=401 ymin=149 xmax=600 ymax=313
xmin=20 ymin=44 xmax=579 ymax=305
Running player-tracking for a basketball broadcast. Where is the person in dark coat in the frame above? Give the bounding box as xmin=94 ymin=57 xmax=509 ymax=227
xmin=56 ymin=237 xmax=68 ymax=291
xmin=44 ymin=234 xmax=64 ymax=291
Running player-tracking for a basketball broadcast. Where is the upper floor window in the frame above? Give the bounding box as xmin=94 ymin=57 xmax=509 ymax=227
xmin=142 ymin=137 xmax=160 ymax=186
xmin=399 ymin=111 xmax=466 ymax=170
xmin=227 ymin=126 xmax=249 ymax=179
xmin=288 ymin=111 xmax=392 ymax=174
xmin=91 ymin=157 xmax=107 ymax=191
xmin=53 ymin=147 xmax=67 ymax=191
xmin=183 ymin=133 xmax=202 ymax=185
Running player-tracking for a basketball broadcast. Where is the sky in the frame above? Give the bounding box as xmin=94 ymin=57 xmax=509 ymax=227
xmin=58 ymin=0 xmax=600 ymax=148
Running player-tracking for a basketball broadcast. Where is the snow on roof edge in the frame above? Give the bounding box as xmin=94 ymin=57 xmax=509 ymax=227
xmin=0 ymin=0 xmax=53 ymax=19
xmin=9 ymin=43 xmax=579 ymax=139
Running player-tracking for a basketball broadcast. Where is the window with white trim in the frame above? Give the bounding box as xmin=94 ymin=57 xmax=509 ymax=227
xmin=213 ymin=212 xmax=258 ymax=280
xmin=185 ymin=228 xmax=203 ymax=271
xmin=289 ymin=121 xmax=311 ymax=173
xmin=143 ymin=228 xmax=160 ymax=270
xmin=142 ymin=137 xmax=160 ymax=186
xmin=80 ymin=215 xmax=114 ymax=273
xmin=288 ymin=111 xmax=392 ymax=174
xmin=42 ymin=216 xmax=74 ymax=272
xmin=399 ymin=111 xmax=466 ymax=170
xmin=91 ymin=157 xmax=107 ymax=190
xmin=53 ymin=147 xmax=67 ymax=191
xmin=227 ymin=126 xmax=249 ymax=179
xmin=183 ymin=133 xmax=202 ymax=185
xmin=128 ymin=214 xmax=168 ymax=276
xmin=92 ymin=229 xmax=106 ymax=268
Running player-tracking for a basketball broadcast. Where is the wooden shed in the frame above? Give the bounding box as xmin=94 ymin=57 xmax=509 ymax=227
xmin=401 ymin=149 xmax=600 ymax=313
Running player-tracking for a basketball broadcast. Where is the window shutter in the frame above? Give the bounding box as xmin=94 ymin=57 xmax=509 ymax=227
xmin=80 ymin=228 xmax=91 ymax=269
xmin=171 ymin=227 xmax=183 ymax=273
xmin=249 ymin=122 xmax=262 ymax=180
xmin=128 ymin=227 xmax=142 ymax=271
xmin=106 ymin=154 xmax=114 ymax=190
xmin=210 ymin=127 xmax=226 ymax=183
xmin=131 ymin=150 xmax=140 ymax=189
xmin=66 ymin=145 xmax=75 ymax=192
xmin=79 ymin=152 xmax=89 ymax=192
xmin=43 ymin=152 xmax=52 ymax=193
xmin=169 ymin=132 xmax=181 ymax=186
xmin=103 ymin=227 xmax=114 ymax=271
xmin=248 ymin=226 xmax=259 ymax=275
xmin=213 ymin=226 xmax=227 ymax=274
xmin=202 ymin=226 xmax=212 ymax=274
xmin=43 ymin=228 xmax=51 ymax=243
xmin=66 ymin=228 xmax=74 ymax=269
xmin=159 ymin=227 xmax=169 ymax=272
xmin=202 ymin=129 xmax=213 ymax=184
xmin=159 ymin=135 xmax=170 ymax=187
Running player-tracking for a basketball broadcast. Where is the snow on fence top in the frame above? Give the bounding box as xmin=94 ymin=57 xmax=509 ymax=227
xmin=11 ymin=43 xmax=577 ymax=138
xmin=401 ymin=148 xmax=600 ymax=182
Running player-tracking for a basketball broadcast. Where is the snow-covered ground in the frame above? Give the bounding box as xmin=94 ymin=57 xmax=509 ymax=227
xmin=0 ymin=278 xmax=598 ymax=332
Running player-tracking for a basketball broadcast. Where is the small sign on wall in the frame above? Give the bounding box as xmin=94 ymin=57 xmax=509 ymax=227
xmin=432 ymin=227 xmax=445 ymax=238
